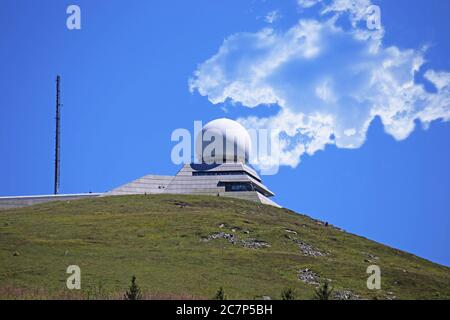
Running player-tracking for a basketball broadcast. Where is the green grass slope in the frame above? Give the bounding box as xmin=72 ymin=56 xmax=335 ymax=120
xmin=0 ymin=194 xmax=449 ymax=300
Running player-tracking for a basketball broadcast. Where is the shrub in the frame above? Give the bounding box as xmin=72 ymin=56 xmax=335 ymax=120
xmin=213 ymin=287 xmax=226 ymax=300
xmin=281 ymin=288 xmax=296 ymax=300
xmin=314 ymin=281 xmax=334 ymax=300
xmin=124 ymin=275 xmax=142 ymax=300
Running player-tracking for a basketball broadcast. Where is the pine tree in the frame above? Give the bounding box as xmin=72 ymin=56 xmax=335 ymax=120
xmin=213 ymin=287 xmax=226 ymax=300
xmin=124 ymin=275 xmax=142 ymax=300
xmin=314 ymin=281 xmax=334 ymax=300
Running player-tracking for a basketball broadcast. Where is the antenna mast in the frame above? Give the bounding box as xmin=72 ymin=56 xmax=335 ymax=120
xmin=54 ymin=75 xmax=61 ymax=195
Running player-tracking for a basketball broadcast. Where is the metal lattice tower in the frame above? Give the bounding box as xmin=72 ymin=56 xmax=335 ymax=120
xmin=54 ymin=75 xmax=61 ymax=195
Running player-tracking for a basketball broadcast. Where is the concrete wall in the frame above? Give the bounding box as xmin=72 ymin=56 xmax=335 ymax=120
xmin=0 ymin=193 xmax=103 ymax=210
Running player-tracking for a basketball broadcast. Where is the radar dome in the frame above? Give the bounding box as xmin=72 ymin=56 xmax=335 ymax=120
xmin=196 ymin=118 xmax=251 ymax=164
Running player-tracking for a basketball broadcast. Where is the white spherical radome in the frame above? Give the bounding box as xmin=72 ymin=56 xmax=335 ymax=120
xmin=196 ymin=118 xmax=251 ymax=164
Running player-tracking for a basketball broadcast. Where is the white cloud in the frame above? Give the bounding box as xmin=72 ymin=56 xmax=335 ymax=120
xmin=425 ymin=70 xmax=450 ymax=91
xmin=264 ymin=10 xmax=280 ymax=24
xmin=298 ymin=0 xmax=322 ymax=9
xmin=189 ymin=0 xmax=450 ymax=168
xmin=322 ymin=0 xmax=372 ymax=22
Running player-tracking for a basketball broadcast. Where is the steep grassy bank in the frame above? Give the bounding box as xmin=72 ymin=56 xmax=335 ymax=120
xmin=0 ymin=195 xmax=449 ymax=299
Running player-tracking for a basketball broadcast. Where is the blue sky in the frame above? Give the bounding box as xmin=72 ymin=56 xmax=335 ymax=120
xmin=0 ymin=0 xmax=449 ymax=266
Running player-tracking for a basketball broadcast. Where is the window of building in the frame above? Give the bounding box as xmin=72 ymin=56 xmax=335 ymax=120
xmin=192 ymin=170 xmax=261 ymax=182
xmin=220 ymin=182 xmax=254 ymax=192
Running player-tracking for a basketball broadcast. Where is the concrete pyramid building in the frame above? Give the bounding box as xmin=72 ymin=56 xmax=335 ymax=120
xmin=108 ymin=162 xmax=280 ymax=207
xmin=109 ymin=118 xmax=281 ymax=207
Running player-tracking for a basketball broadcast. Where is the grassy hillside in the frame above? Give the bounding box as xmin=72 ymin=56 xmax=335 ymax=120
xmin=0 ymin=194 xmax=449 ymax=300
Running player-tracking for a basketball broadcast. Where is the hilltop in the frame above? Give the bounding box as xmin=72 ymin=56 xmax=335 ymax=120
xmin=0 ymin=194 xmax=449 ymax=299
